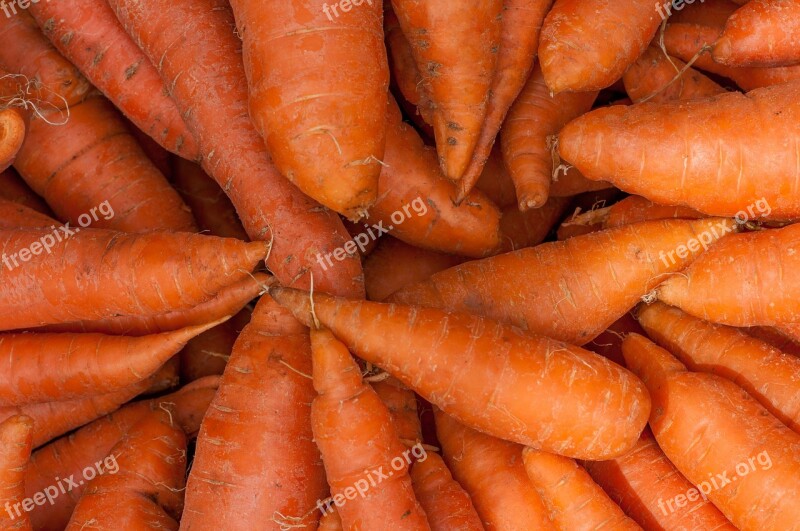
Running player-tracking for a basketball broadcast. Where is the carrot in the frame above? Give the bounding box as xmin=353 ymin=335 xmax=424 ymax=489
xmin=497 ymin=197 xmax=569 ymax=253
xmin=457 ymin=0 xmax=555 ymax=200
xmin=385 ymin=4 xmax=428 ymax=115
xmin=364 ymin=237 xmax=465 ymax=301
xmin=623 ymin=46 xmax=726 ymax=103
xmin=0 ymin=229 xmax=266 ymax=331
xmin=745 ymin=326 xmax=800 ymax=357
xmin=623 ymin=333 xmax=800 ymax=529
xmin=410 ymin=452 xmax=484 ymax=531
xmin=0 ymin=107 xmax=24 ymax=173
xmin=435 ymin=410 xmax=555 ymax=530
xmin=270 ymin=286 xmax=650 ymax=459
xmin=473 ymin=146 xmax=518 ymax=209
xmin=371 ymin=376 xmax=423 ymax=443
xmin=713 ymin=0 xmax=800 ymax=67
xmin=583 ymin=428 xmax=736 ymax=531
xmin=390 ymin=218 xmax=736 ymax=345
xmin=0 ymin=416 xmax=33 ymax=531
xmin=0 ymin=168 xmax=49 ymax=215
xmin=584 ymin=312 xmax=644 ymax=367
xmin=0 ymin=198 xmax=56 ymax=229
xmin=181 ymin=298 xmax=326 ymax=531
xmin=657 ymin=223 xmax=800 ymax=326
xmin=559 ymin=81 xmax=800 ymax=218
xmin=562 ymin=196 xmax=705 ymax=233
xmin=128 ymin=122 xmax=173 ymax=178
xmin=667 ymin=0 xmax=740 ymax=26
xmin=391 ymin=0 xmax=503 ymax=181
xmin=500 ymin=64 xmax=598 ymax=209
xmin=548 ymin=169 xmax=613 ymax=198
xmin=638 ymin=302 xmax=800 ymax=433
xmin=522 ymin=448 xmax=642 ymax=530
xmin=319 ymin=509 xmax=344 ymax=531
xmin=179 ymin=310 xmax=250 ymax=382
xmin=538 ymin=0 xmax=661 ymax=93
xmin=0 ymin=11 xmax=91 ymax=109
xmin=65 ymin=409 xmax=186 ymax=531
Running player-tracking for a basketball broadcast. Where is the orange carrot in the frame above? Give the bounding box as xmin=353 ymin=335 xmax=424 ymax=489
xmin=548 ymin=169 xmax=613 ymax=198
xmin=522 ymin=448 xmax=642 ymax=530
xmin=435 ymin=410 xmax=555 ymax=530
xmin=745 ymin=326 xmax=800 ymax=357
xmin=390 ymin=218 xmax=736 ymax=345
xmin=0 ymin=198 xmax=56 ymax=229
xmin=371 ymin=376 xmax=423 ymax=444
xmin=623 ymin=46 xmax=726 ymax=103
xmin=622 ymin=333 xmax=800 ymax=529
xmin=179 ymin=311 xmax=250 ymax=382
xmin=0 ymin=107 xmax=24 ymax=173
xmin=497 ymin=197 xmax=569 ymax=253
xmin=667 ymin=0 xmax=740 ymax=27
xmin=0 ymin=168 xmax=49 ymax=215
xmin=538 ymin=0 xmax=661 ymax=93
xmin=584 ymin=312 xmax=644 ymax=367
xmin=385 ymin=4 xmax=428 ymax=114
xmin=638 ymin=302 xmax=800 ymax=433
xmin=0 ymin=416 xmax=33 ymax=531
xmin=270 ymin=286 xmax=651 ymax=459
xmin=500 ymin=64 xmax=598 ymax=209
xmin=473 ymin=146 xmax=518 ymax=209
xmin=713 ymin=0 xmax=800 ymax=67
xmin=0 ymin=229 xmax=266 ymax=331
xmin=410 ymin=452 xmax=484 ymax=531
xmin=561 ymin=195 xmax=705 ymax=233
xmin=392 ymin=0 xmax=503 ymax=181
xmin=319 ymin=509 xmax=344 ymax=531
xmin=181 ymin=298 xmax=326 ymax=530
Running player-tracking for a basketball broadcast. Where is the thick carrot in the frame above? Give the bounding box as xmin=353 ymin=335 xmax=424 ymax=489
xmin=713 ymin=0 xmax=800 ymax=67
xmin=410 ymin=452 xmax=484 ymax=531
xmin=538 ymin=0 xmax=661 ymax=93
xmin=497 ymin=197 xmax=569 ymax=253
xmin=457 ymin=0 xmax=555 ymax=200
xmin=500 ymin=64 xmax=598 ymax=209
xmin=435 ymin=410 xmax=554 ymax=530
xmin=65 ymin=409 xmax=186 ymax=531
xmin=522 ymin=448 xmax=642 ymax=530
xmin=657 ymin=223 xmax=800 ymax=326
xmin=0 ymin=415 xmax=33 ymax=531
xmin=0 ymin=198 xmax=56 ymax=229
xmin=181 ymin=298 xmax=326 ymax=531
xmin=638 ymin=302 xmax=800 ymax=432
xmin=583 ymin=429 xmax=736 ymax=531
xmin=473 ymin=146 xmax=518 ymax=209
xmin=622 ymin=333 xmax=800 ymax=529
xmin=270 ymin=287 xmax=650 ymax=459
xmin=559 ymin=82 xmax=800 ymax=218
xmin=0 ymin=229 xmax=266 ymax=331
xmin=0 ymin=168 xmax=49 ymax=215
xmin=390 ymin=218 xmax=736 ymax=345
xmin=623 ymin=46 xmax=726 ymax=103
xmin=391 ymin=0 xmax=503 ymax=181
xmin=0 ymin=108 xmax=24 ymax=173
xmin=108 ymin=0 xmax=364 ymax=299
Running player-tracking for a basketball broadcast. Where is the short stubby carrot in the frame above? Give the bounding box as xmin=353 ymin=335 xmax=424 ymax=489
xmin=713 ymin=0 xmax=800 ymax=67
xmin=623 ymin=46 xmax=726 ymax=103
xmin=0 ymin=415 xmax=33 ymax=531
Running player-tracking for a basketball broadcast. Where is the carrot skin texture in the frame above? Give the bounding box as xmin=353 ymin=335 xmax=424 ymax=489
xmin=181 ymin=298 xmax=326 ymax=531
xmin=371 ymin=376 xmax=423 ymax=443
xmin=0 ymin=108 xmax=25 ymax=173
xmin=0 ymin=229 xmax=266 ymax=331
xmin=0 ymin=416 xmax=33 ymax=531
xmin=538 ymin=0 xmax=661 ymax=93
xmin=603 ymin=195 xmax=705 ymax=229
xmin=496 ymin=197 xmax=569 ymax=254
xmin=410 ymin=452 xmax=484 ymax=531
xmin=108 ymin=0 xmax=364 ymax=299
xmin=435 ymin=411 xmax=554 ymax=530
xmin=622 ymin=334 xmax=800 ymax=530
xmin=270 ymin=287 xmax=651 ymax=459
xmin=746 ymin=326 xmax=800 ymax=357
xmin=500 ymin=64 xmax=598 ymax=209
xmin=390 ymin=218 xmax=736 ymax=345
xmin=559 ymin=82 xmax=800 ymax=218
xmin=0 ymin=168 xmax=50 ymax=215
xmin=623 ymin=46 xmax=726 ymax=103
xmin=522 ymin=448 xmax=642 ymax=530
xmin=391 ymin=0 xmax=503 ymax=181
xmin=583 ymin=429 xmax=736 ymax=531
xmin=0 ymin=198 xmax=56 ymax=229
xmin=713 ymin=0 xmax=800 ymax=67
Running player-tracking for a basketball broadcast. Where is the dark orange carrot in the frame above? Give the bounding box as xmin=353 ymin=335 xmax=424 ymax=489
xmin=473 ymin=146 xmax=518 ymax=209
xmin=584 ymin=312 xmax=644 ymax=367
xmin=0 ymin=198 xmax=56 ymax=229
xmin=372 ymin=376 xmax=423 ymax=444
xmin=179 ymin=311 xmax=250 ymax=382
xmin=385 ymin=4 xmax=428 ymax=114
xmin=561 ymin=196 xmax=706 ymax=233
xmin=745 ymin=326 xmax=800 ymax=357
xmin=497 ymin=197 xmax=569 ymax=253
xmin=0 ymin=415 xmax=33 ymax=531
xmin=623 ymin=46 xmax=726 ymax=103
xmin=0 ymin=168 xmax=49 ymax=215
xmin=410 ymin=452 xmax=484 ymax=531
xmin=713 ymin=0 xmax=800 ymax=67
xmin=548 ymin=169 xmax=613 ymax=198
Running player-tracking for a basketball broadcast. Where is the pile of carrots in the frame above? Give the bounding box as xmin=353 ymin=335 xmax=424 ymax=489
xmin=1 ymin=0 xmax=799 ymax=529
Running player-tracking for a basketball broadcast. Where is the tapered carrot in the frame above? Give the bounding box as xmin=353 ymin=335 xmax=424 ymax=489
xmin=0 ymin=107 xmax=24 ymax=173
xmin=0 ymin=168 xmax=49 ymax=215
xmin=473 ymin=146 xmax=518 ymax=209
xmin=561 ymin=196 xmax=705 ymax=233
xmin=410 ymin=452 xmax=484 ymax=531
xmin=622 ymin=333 xmax=800 ymax=529
xmin=108 ymin=0 xmax=364 ymax=299
xmin=270 ymin=287 xmax=651 ymax=459
xmin=435 ymin=410 xmax=555 ymax=529
xmin=65 ymin=409 xmax=186 ymax=531
xmin=392 ymin=0 xmax=503 ymax=181
xmin=638 ymin=302 xmax=800 ymax=432
xmin=0 ymin=415 xmax=33 ymax=531
xmin=522 ymin=448 xmax=642 ymax=530
xmin=372 ymin=376 xmax=423 ymax=443
xmin=385 ymin=4 xmax=428 ymax=114
xmin=181 ymin=298 xmax=326 ymax=531
xmin=497 ymin=197 xmax=569 ymax=253
xmin=559 ymin=81 xmax=800 ymax=218
xmin=583 ymin=428 xmax=736 ymax=531
xmin=390 ymin=218 xmax=736 ymax=345
xmin=713 ymin=0 xmax=800 ymax=67
xmin=309 ymin=327 xmax=430 ymax=530
xmin=538 ymin=0 xmax=661 ymax=93
xmin=657 ymin=223 xmax=800 ymax=326
xmin=500 ymin=64 xmax=598 ymax=209
xmin=745 ymin=326 xmax=800 ymax=357
xmin=623 ymin=46 xmax=726 ymax=103
xmin=0 ymin=198 xmax=56 ymax=229
xmin=457 ymin=0 xmax=555 ymax=200
xmin=0 ymin=229 xmax=266 ymax=331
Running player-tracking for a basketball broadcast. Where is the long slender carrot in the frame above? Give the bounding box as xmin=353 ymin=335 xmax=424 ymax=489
xmin=538 ymin=0 xmax=661 ymax=93
xmin=745 ymin=326 xmax=800 ymax=357
xmin=0 ymin=416 xmax=33 ymax=531
xmin=181 ymin=298 xmax=326 ymax=531
xmin=0 ymin=229 xmax=266 ymax=331
xmin=0 ymin=198 xmax=56 ymax=229
xmin=410 ymin=452 xmax=484 ymax=531
xmin=638 ymin=302 xmax=800 ymax=433
xmin=391 ymin=0 xmax=503 ymax=181
xmin=560 ymin=196 xmax=705 ymax=234
xmin=583 ymin=428 xmax=736 ymax=531
xmin=108 ymin=0 xmax=364 ymax=299
xmin=0 ymin=168 xmax=49 ymax=215
xmin=385 ymin=4 xmax=428 ymax=114
xmin=390 ymin=218 xmax=736 ymax=345
xmin=500 ymin=64 xmax=598 ymax=209
xmin=622 ymin=333 xmax=800 ymax=529
xmin=623 ymin=46 xmax=726 ymax=103
xmin=713 ymin=0 xmax=800 ymax=67
xmin=0 ymin=108 xmax=24 ymax=173
xmin=65 ymin=409 xmax=186 ymax=531
xmin=522 ymin=448 xmax=642 ymax=530
xmin=270 ymin=287 xmax=651 ymax=459
xmin=435 ymin=410 xmax=555 ymax=530
xmin=497 ymin=197 xmax=569 ymax=253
